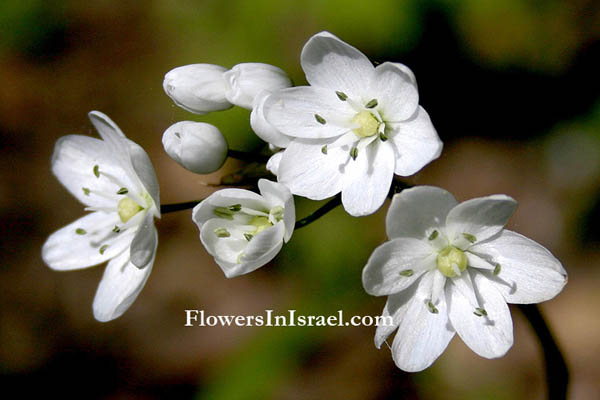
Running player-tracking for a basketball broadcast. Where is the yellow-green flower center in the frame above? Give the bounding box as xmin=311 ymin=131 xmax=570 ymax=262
xmin=250 ymin=216 xmax=273 ymax=234
xmin=118 ymin=197 xmax=144 ymax=222
xmin=436 ymin=246 xmax=468 ymax=278
xmin=352 ymin=110 xmax=380 ymax=138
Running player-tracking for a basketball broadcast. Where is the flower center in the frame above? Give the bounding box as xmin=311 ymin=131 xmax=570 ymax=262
xmin=352 ymin=110 xmax=380 ymax=138
xmin=250 ymin=216 xmax=273 ymax=234
xmin=118 ymin=197 xmax=144 ymax=223
xmin=436 ymin=246 xmax=468 ymax=278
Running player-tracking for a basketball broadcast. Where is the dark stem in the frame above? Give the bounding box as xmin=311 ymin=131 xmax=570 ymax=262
xmin=228 ymin=149 xmax=270 ymax=164
xmin=294 ymin=194 xmax=342 ymax=230
xmin=160 ymin=200 xmax=201 ymax=214
xmin=517 ymin=304 xmax=569 ymax=400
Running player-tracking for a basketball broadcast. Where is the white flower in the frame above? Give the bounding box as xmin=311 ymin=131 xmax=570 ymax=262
xmin=42 ymin=111 xmax=160 ymax=322
xmin=362 ymin=186 xmax=567 ymax=372
xmin=192 ymin=179 xmax=295 ymax=278
xmin=264 ymin=31 xmax=443 ymax=216
xmin=162 ymin=121 xmax=228 ymax=174
xmin=223 ymin=63 xmax=292 ymax=109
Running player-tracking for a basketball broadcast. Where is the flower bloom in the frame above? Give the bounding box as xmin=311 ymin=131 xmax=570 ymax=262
xmin=263 ymin=31 xmax=443 ymax=216
xmin=362 ymin=186 xmax=567 ymax=372
xmin=192 ymin=179 xmax=294 ymax=278
xmin=42 ymin=111 xmax=160 ymax=322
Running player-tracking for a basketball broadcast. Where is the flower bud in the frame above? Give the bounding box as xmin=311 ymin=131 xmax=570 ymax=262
xmin=223 ymin=63 xmax=292 ymax=109
xmin=163 ymin=64 xmax=232 ymax=114
xmin=162 ymin=121 xmax=228 ymax=174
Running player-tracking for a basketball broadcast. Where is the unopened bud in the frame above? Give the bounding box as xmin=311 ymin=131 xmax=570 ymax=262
xmin=223 ymin=63 xmax=292 ymax=109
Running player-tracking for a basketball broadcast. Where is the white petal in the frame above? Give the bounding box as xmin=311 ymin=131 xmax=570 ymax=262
xmin=266 ymin=151 xmax=283 ymax=176
xmin=374 ymin=286 xmax=416 ymax=349
xmin=129 ymin=212 xmax=157 ymax=269
xmin=200 ymin=218 xmax=248 ymax=265
xmin=391 ymin=272 xmax=455 ymax=372
xmin=369 ymin=62 xmax=419 ymax=121
xmin=390 ymin=106 xmax=443 ymax=176
xmin=223 ymin=63 xmax=292 ymax=109
xmin=446 ymin=195 xmax=517 ymax=245
xmin=92 ymin=244 xmax=155 ymax=322
xmin=250 ymin=91 xmax=293 ymax=148
xmin=236 ymin=220 xmax=285 ymax=275
xmin=386 ymin=186 xmax=458 ymax=240
xmin=362 ymin=238 xmax=436 ymax=296
xmin=42 ymin=211 xmax=135 ymax=270
xmin=192 ymin=188 xmax=270 ymax=228
xmin=469 ymin=230 xmax=567 ymax=303
xmin=447 ymin=271 xmax=513 ymax=358
xmin=127 ymin=139 xmax=160 ymax=214
xmin=265 ymin=86 xmax=355 ymax=139
xmin=342 ymin=140 xmax=395 ymax=216
xmin=277 ymin=140 xmax=345 ymax=200
xmin=300 ymin=31 xmax=374 ymax=97
xmin=258 ymin=179 xmax=295 ymax=242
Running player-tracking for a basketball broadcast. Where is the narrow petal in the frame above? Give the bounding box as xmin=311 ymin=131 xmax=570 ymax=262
xmin=374 ymin=284 xmax=417 ymax=349
xmin=470 ymin=230 xmax=567 ymax=303
xmin=250 ymin=91 xmax=293 ymax=148
xmin=386 ymin=186 xmax=458 ymax=240
xmin=42 ymin=211 xmax=135 ymax=270
xmin=258 ymin=179 xmax=295 ymax=242
xmin=342 ymin=140 xmax=395 ymax=216
xmin=129 ymin=212 xmax=157 ymax=269
xmin=127 ymin=139 xmax=160 ymax=215
xmin=369 ymin=62 xmax=419 ymax=121
xmin=301 ymin=31 xmax=374 ymax=97
xmin=392 ymin=272 xmax=455 ymax=372
xmin=92 ymin=245 xmax=155 ymax=322
xmin=389 ymin=106 xmax=443 ymax=176
xmin=446 ymin=195 xmax=517 ymax=245
xmin=362 ymin=237 xmax=436 ymax=296
xmin=447 ymin=271 xmax=513 ymax=359
xmin=265 ymin=86 xmax=355 ymax=139
xmin=278 ymin=140 xmax=346 ymax=200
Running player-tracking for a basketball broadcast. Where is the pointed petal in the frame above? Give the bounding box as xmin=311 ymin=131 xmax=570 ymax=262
xmin=386 ymin=186 xmax=458 ymax=240
xmin=390 ymin=106 xmax=443 ymax=176
xmin=265 ymin=86 xmax=355 ymax=139
xmin=362 ymin=237 xmax=436 ymax=296
xmin=342 ymin=140 xmax=395 ymax=216
xmin=278 ymin=140 xmax=346 ymax=200
xmin=369 ymin=62 xmax=419 ymax=121
xmin=251 ymin=91 xmax=293 ymax=148
xmin=127 ymin=140 xmax=160 ymax=215
xmin=391 ymin=272 xmax=455 ymax=372
xmin=446 ymin=195 xmax=517 ymax=245
xmin=92 ymin=245 xmax=155 ymax=322
xmin=129 ymin=212 xmax=157 ymax=269
xmin=447 ymin=271 xmax=513 ymax=358
xmin=470 ymin=230 xmax=567 ymax=303
xmin=42 ymin=211 xmax=135 ymax=270
xmin=258 ymin=179 xmax=295 ymax=242
xmin=374 ymin=284 xmax=417 ymax=349
xmin=301 ymin=31 xmax=374 ymax=97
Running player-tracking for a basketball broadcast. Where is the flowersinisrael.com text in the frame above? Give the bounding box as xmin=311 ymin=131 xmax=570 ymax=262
xmin=184 ymin=310 xmax=394 ymax=327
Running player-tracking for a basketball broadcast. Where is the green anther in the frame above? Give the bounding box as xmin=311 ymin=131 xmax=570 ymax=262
xmin=427 ymin=300 xmax=439 ymax=314
xmin=214 ymin=207 xmax=234 ymax=220
xmin=75 ymin=228 xmax=86 ymax=235
xmin=271 ymin=205 xmax=284 ymax=221
xmin=250 ymin=216 xmax=273 ymax=234
xmin=350 ymin=147 xmax=358 ymax=160
xmin=116 ymin=188 xmax=128 ymax=195
xmin=437 ymin=246 xmax=468 ymax=278
xmin=399 ymin=269 xmax=414 ymax=277
xmin=315 ymin=114 xmax=326 ymax=125
xmin=379 ymin=132 xmax=388 ymax=141
xmin=473 ymin=307 xmax=488 ymax=317
xmin=321 ymin=145 xmax=328 ymax=155
xmin=428 ymin=230 xmax=439 ymax=240
xmin=352 ymin=110 xmax=380 ymax=138
xmin=214 ymin=228 xmax=230 ymax=238
xmin=463 ymin=233 xmax=477 ymax=243
xmin=112 ymin=226 xmax=120 ymax=233
xmin=99 ymin=244 xmax=108 ymax=255
xmin=82 ymin=187 xmax=90 ymax=196
xmin=118 ymin=197 xmax=144 ymax=223
xmin=93 ymin=165 xmax=100 ymax=178
xmin=228 ymin=204 xmax=242 ymax=212
xmin=365 ymin=99 xmax=378 ymax=108
xmin=336 ymin=91 xmax=348 ymax=101
xmin=493 ymin=263 xmax=501 ymax=276
xmin=244 ymin=233 xmax=254 ymax=241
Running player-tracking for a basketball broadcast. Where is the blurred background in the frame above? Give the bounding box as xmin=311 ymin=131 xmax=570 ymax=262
xmin=1 ymin=0 xmax=599 ymax=399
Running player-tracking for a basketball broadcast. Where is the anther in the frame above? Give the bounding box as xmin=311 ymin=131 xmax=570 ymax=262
xmin=350 ymin=147 xmax=358 ymax=160
xmin=75 ymin=228 xmax=86 ymax=235
xmin=428 ymin=230 xmax=439 ymax=240
xmin=463 ymin=233 xmax=477 ymax=243
xmin=399 ymin=269 xmax=413 ymax=277
xmin=214 ymin=228 xmax=230 ymax=238
xmin=427 ymin=300 xmax=439 ymax=314
xmin=336 ymin=91 xmax=348 ymax=101
xmin=99 ymin=244 xmax=108 ymax=255
xmin=321 ymin=145 xmax=328 ymax=155
xmin=493 ymin=263 xmax=501 ymax=276
xmin=473 ymin=307 xmax=488 ymax=317
xmin=365 ymin=99 xmax=378 ymax=109
xmin=315 ymin=114 xmax=326 ymax=125
xmin=93 ymin=165 xmax=100 ymax=178
xmin=116 ymin=187 xmax=128 ymax=195
xmin=82 ymin=187 xmax=90 ymax=196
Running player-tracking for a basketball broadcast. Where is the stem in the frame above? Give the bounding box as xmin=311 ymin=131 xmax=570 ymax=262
xmin=160 ymin=200 xmax=201 ymax=214
xmin=518 ymin=304 xmax=569 ymax=400
xmin=228 ymin=150 xmax=270 ymax=164
xmin=295 ymin=194 xmax=342 ymax=230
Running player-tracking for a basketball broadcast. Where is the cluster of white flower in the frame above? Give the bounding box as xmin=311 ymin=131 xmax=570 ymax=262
xmin=43 ymin=32 xmax=566 ymax=372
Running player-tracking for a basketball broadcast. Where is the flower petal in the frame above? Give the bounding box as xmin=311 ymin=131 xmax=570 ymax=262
xmin=223 ymin=63 xmax=292 ymax=109
xmin=129 ymin=212 xmax=157 ymax=269
xmin=92 ymin=244 xmax=155 ymax=322
xmin=362 ymin=237 xmax=436 ymax=296
xmin=42 ymin=211 xmax=135 ymax=270
xmin=251 ymin=91 xmax=293 ymax=148
xmin=386 ymin=186 xmax=458 ymax=240
xmin=199 ymin=218 xmax=248 ymax=266
xmin=192 ymin=188 xmax=270 ymax=228
xmin=389 ymin=106 xmax=443 ymax=176
xmin=238 ymin=220 xmax=285 ymax=272
xmin=277 ymin=140 xmax=346 ymax=200
xmin=374 ymin=284 xmax=416 ymax=349
xmin=127 ymin=139 xmax=160 ymax=215
xmin=391 ymin=272 xmax=455 ymax=372
xmin=369 ymin=62 xmax=419 ymax=121
xmin=265 ymin=86 xmax=355 ymax=139
xmin=469 ymin=230 xmax=567 ymax=304
xmin=258 ymin=179 xmax=295 ymax=242
xmin=446 ymin=194 xmax=517 ymax=245
xmin=447 ymin=271 xmax=513 ymax=358
xmin=342 ymin=140 xmax=395 ymax=216
xmin=301 ymin=31 xmax=374 ymax=97
xmin=266 ymin=151 xmax=283 ymax=176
